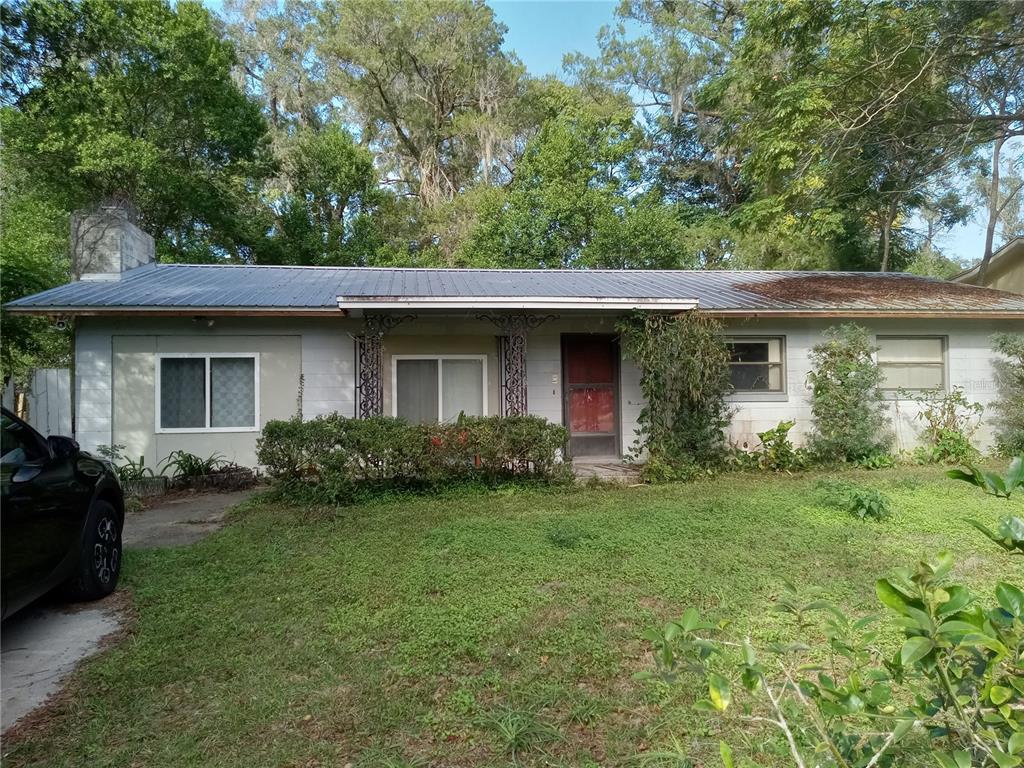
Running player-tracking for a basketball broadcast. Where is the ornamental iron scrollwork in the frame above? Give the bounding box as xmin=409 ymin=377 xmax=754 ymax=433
xmin=478 ymin=314 xmax=557 ymax=417
xmin=356 ymin=314 xmax=416 ymax=418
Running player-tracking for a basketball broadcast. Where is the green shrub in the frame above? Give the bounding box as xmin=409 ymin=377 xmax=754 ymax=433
xmin=992 ymin=333 xmax=1024 ymax=455
xmin=257 ymin=413 xmax=570 ymax=504
xmin=817 ymin=478 xmax=893 ymax=521
xmin=806 ymin=324 xmax=891 ymax=462
xmin=617 ymin=310 xmax=732 ymax=470
xmin=255 ymin=413 xmax=345 ymax=480
xmin=901 ymin=385 xmax=983 ymax=464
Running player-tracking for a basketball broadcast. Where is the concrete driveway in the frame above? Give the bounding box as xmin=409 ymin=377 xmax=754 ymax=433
xmin=1 ymin=489 xmax=255 ymax=733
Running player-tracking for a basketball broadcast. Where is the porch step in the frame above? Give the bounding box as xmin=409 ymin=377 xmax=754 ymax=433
xmin=573 ymin=460 xmax=642 ymax=483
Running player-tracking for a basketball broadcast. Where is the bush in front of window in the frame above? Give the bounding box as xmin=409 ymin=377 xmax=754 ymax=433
xmin=256 ymin=414 xmax=571 ymax=504
xmin=992 ymin=333 xmax=1024 ymax=456
xmin=900 ymin=386 xmax=984 ymax=465
xmin=806 ymin=324 xmax=892 ymax=463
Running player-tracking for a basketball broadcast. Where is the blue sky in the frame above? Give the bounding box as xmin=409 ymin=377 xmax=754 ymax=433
xmin=206 ymin=0 xmax=991 ymax=266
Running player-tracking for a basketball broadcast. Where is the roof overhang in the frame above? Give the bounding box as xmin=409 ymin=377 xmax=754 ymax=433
xmin=335 ymin=295 xmax=700 ymax=311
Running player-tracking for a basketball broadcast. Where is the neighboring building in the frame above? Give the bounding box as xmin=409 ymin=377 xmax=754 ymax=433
xmin=954 ymin=237 xmax=1024 ymax=295
xmin=6 ymin=212 xmax=1024 ymax=467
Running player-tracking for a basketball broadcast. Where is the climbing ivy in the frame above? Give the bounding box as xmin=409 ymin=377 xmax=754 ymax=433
xmin=618 ymin=311 xmax=733 ymax=473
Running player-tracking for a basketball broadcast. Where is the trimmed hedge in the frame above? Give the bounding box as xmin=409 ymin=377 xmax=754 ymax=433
xmin=256 ymin=414 xmax=571 ymax=503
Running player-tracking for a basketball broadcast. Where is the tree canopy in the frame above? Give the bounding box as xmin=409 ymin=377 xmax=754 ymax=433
xmin=2 ymin=0 xmax=1023 ymax=381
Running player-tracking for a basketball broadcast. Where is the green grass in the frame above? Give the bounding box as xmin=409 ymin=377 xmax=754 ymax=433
xmin=4 ymin=468 xmax=1021 ymax=768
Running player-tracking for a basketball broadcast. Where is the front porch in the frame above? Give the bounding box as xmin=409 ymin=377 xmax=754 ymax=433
xmin=349 ymin=312 xmax=637 ymax=463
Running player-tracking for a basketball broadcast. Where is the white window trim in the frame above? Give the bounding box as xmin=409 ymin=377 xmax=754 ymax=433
xmin=724 ymin=335 xmax=787 ymax=397
xmin=391 ymin=354 xmax=489 ymax=421
xmin=155 ymin=352 xmax=261 ymax=434
xmin=876 ymin=335 xmax=948 ymax=393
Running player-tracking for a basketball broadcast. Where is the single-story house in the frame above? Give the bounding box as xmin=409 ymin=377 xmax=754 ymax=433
xmin=954 ymin=237 xmax=1024 ymax=295
xmin=6 ymin=209 xmax=1024 ymax=468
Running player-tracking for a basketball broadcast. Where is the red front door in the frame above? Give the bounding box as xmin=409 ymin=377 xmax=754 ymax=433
xmin=562 ymin=335 xmax=619 ymax=459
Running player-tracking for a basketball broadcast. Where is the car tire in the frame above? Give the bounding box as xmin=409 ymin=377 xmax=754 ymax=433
xmin=65 ymin=500 xmax=122 ymax=601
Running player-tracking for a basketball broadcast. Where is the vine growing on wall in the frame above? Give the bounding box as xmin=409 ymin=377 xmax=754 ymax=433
xmin=617 ymin=311 xmax=733 ymax=473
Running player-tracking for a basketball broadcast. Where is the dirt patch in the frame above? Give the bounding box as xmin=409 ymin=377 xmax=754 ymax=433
xmin=737 ymin=273 xmax=1017 ymax=308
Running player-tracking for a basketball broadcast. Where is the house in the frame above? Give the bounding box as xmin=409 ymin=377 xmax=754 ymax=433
xmin=954 ymin=237 xmax=1024 ymax=295
xmin=6 ymin=209 xmax=1024 ymax=468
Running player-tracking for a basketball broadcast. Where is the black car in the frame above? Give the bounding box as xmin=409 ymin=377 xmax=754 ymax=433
xmin=1 ymin=407 xmax=124 ymax=619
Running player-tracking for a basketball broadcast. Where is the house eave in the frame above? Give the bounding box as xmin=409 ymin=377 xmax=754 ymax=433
xmin=336 ymin=296 xmax=701 ymax=311
xmin=2 ymin=306 xmax=348 ymax=317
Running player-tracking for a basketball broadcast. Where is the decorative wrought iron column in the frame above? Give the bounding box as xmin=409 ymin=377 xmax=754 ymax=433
xmin=356 ymin=315 xmax=415 ymax=418
xmin=478 ymin=314 xmax=556 ymax=416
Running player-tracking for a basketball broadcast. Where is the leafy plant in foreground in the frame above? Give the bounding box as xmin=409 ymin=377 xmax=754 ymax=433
xmin=639 ymin=552 xmax=1024 ymax=768
xmin=948 ymin=456 xmax=1024 ymax=499
xmin=967 ymin=516 xmax=1024 ymax=556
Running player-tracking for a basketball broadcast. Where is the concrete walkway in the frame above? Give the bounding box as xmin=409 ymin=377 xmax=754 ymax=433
xmin=1 ymin=489 xmax=255 ymax=733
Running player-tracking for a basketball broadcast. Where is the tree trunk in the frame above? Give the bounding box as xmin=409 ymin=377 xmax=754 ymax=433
xmin=879 ymin=198 xmax=898 ymax=272
xmin=980 ymin=132 xmax=1005 ymax=283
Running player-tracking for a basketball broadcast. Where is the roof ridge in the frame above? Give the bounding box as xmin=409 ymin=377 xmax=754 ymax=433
xmin=153 ymin=263 xmax=926 ymax=277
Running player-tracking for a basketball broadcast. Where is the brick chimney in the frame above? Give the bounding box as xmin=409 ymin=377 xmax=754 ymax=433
xmin=71 ymin=199 xmax=155 ymax=280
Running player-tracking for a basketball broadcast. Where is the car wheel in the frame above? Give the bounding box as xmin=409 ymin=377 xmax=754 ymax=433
xmin=65 ymin=500 xmax=122 ymax=601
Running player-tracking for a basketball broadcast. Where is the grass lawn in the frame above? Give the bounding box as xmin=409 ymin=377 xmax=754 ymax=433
xmin=4 ymin=467 xmax=1021 ymax=768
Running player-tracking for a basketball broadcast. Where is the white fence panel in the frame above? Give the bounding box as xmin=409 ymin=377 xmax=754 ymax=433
xmin=4 ymin=368 xmax=73 ymax=436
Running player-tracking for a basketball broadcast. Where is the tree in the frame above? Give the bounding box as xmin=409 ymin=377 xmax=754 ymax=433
xmin=0 ymin=146 xmax=70 ymax=386
xmin=315 ymin=0 xmax=525 ymax=207
xmin=457 ymin=99 xmax=695 ymax=269
xmin=260 ymin=124 xmax=386 ymax=265
xmin=566 ymin=0 xmax=744 ymax=210
xmin=723 ymin=1 xmax=971 ymax=271
xmin=946 ymin=1 xmax=1024 ymax=276
xmin=2 ymin=0 xmax=271 ymax=262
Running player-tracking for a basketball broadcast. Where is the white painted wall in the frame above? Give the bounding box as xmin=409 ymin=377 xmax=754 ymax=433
xmin=73 ymin=313 xmax=1019 ymax=467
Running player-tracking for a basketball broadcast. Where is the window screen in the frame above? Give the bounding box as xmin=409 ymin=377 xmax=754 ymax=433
xmin=395 ymin=357 xmax=485 ymax=423
xmin=160 ymin=358 xmax=206 ymax=429
xmin=159 ymin=355 xmax=257 ymax=430
xmin=210 ymin=357 xmax=256 ymax=428
xmin=877 ymin=337 xmax=945 ymax=390
xmin=726 ymin=338 xmax=784 ymax=392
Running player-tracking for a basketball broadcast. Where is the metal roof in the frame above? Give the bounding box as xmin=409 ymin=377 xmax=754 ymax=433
xmin=6 ymin=263 xmax=1024 ymax=315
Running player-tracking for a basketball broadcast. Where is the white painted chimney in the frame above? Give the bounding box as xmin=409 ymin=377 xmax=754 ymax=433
xmin=71 ymin=200 xmax=155 ymax=280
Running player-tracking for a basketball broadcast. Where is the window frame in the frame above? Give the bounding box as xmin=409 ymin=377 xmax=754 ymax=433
xmin=724 ymin=335 xmax=787 ymax=397
xmin=391 ymin=354 xmax=489 ymax=422
xmin=876 ymin=335 xmax=948 ymax=393
xmin=155 ymin=352 xmax=261 ymax=434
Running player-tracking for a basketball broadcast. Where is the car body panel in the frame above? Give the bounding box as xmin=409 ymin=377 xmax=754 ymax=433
xmin=0 ymin=408 xmax=124 ymax=619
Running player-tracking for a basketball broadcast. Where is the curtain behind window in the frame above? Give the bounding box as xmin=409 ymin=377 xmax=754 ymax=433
xmin=396 ymin=359 xmax=439 ymax=423
xmin=160 ymin=358 xmax=205 ymax=429
xmin=211 ymin=358 xmax=256 ymax=428
xmin=441 ymin=359 xmax=483 ymax=422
